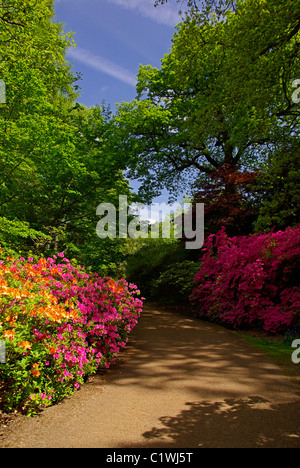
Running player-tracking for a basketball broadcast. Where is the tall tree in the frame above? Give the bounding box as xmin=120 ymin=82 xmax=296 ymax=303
xmin=0 ymin=0 xmax=76 ymax=213
xmin=0 ymin=1 xmax=133 ymax=273
xmin=115 ymin=0 xmax=299 ymax=209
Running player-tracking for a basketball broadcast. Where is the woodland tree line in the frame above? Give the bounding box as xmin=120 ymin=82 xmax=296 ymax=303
xmin=0 ymin=0 xmax=299 ymax=301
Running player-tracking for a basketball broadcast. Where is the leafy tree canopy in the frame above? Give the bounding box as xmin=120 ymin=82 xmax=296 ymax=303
xmin=0 ymin=1 xmax=134 ymax=274
xmin=115 ymin=0 xmax=299 ymax=204
xmin=253 ymin=138 xmax=300 ymax=233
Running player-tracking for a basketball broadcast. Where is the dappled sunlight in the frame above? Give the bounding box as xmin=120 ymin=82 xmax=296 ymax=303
xmin=107 ymin=305 xmax=297 ymax=401
xmin=139 ymin=397 xmax=300 ymax=448
xmin=1 ymin=305 xmax=299 ymax=448
xmin=136 ymin=397 xmax=300 ymax=448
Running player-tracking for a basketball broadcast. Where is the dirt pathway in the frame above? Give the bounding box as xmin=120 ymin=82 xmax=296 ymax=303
xmin=1 ymin=305 xmax=300 ymax=448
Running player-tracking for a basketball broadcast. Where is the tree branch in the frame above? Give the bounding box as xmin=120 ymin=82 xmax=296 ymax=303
xmin=0 ymin=12 xmax=25 ymax=27
xmin=259 ymin=18 xmax=300 ymax=56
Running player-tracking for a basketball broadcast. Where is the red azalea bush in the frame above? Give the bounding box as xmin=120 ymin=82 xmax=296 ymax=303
xmin=190 ymin=225 xmax=300 ymax=334
xmin=0 ymin=252 xmax=143 ymax=414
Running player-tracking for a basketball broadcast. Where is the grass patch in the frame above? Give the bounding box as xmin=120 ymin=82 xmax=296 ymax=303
xmin=237 ymin=332 xmax=300 ymax=385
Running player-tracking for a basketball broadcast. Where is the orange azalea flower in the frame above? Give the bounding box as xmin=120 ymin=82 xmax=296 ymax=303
xmin=0 ymin=286 xmax=22 ymax=299
xmin=0 ymin=278 xmax=8 ymax=287
xmin=107 ymin=279 xmax=124 ymax=295
xmin=38 ymin=258 xmax=47 ymax=265
xmin=3 ymin=330 xmax=15 ymax=340
xmin=41 ymin=291 xmax=58 ymax=303
xmin=6 ymin=317 xmax=17 ymax=327
xmin=19 ymin=341 xmax=32 ymax=350
xmin=107 ymin=279 xmax=117 ymax=291
xmin=50 ymin=267 xmax=60 ymax=275
xmin=31 ymin=364 xmax=40 ymax=377
xmin=48 ymin=346 xmax=57 ymax=355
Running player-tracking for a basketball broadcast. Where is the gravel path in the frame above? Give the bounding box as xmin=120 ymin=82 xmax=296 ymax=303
xmin=1 ymin=305 xmax=300 ymax=448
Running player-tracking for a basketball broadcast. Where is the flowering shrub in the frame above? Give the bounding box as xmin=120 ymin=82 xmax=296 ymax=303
xmin=190 ymin=225 xmax=300 ymax=334
xmin=0 ymin=252 xmax=143 ymax=415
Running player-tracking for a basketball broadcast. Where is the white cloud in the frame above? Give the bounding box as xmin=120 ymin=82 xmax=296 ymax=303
xmin=106 ymin=0 xmax=180 ymax=27
xmin=56 ymin=0 xmax=181 ymax=27
xmin=67 ymin=46 xmax=137 ymax=87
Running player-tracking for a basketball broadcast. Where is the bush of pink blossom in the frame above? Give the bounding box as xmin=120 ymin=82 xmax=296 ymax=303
xmin=0 ymin=253 xmax=143 ymax=414
xmin=190 ymin=225 xmax=300 ymax=334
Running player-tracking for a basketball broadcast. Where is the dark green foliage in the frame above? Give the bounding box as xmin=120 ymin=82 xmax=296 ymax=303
xmin=126 ymin=239 xmax=199 ymax=301
xmin=254 ymin=141 xmax=300 ymax=233
xmin=1 ymin=0 xmax=300 ymax=288
xmin=0 ymin=1 xmax=134 ymax=275
xmin=152 ymin=260 xmax=201 ymax=304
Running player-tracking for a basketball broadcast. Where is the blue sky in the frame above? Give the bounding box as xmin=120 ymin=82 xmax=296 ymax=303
xmin=54 ymin=0 xmax=186 ymax=213
xmin=55 ymin=0 xmax=182 ymax=110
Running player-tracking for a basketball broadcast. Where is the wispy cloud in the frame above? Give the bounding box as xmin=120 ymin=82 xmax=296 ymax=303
xmin=56 ymin=0 xmax=181 ymax=27
xmin=106 ymin=0 xmax=180 ymax=27
xmin=67 ymin=46 xmax=137 ymax=87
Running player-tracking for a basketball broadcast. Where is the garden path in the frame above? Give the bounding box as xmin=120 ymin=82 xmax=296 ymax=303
xmin=1 ymin=304 xmax=300 ymax=448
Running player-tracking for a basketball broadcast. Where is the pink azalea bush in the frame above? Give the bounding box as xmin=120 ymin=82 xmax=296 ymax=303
xmin=190 ymin=225 xmax=300 ymax=334
xmin=0 ymin=252 xmax=143 ymax=414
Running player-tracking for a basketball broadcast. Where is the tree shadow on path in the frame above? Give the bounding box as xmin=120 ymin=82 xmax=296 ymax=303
xmin=109 ymin=305 xmax=300 ymax=399
xmin=140 ymin=396 xmax=300 ymax=448
xmin=113 ymin=305 xmax=300 ymax=448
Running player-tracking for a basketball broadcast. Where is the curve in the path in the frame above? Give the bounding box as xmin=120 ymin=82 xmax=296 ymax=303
xmin=1 ymin=305 xmax=300 ymax=448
